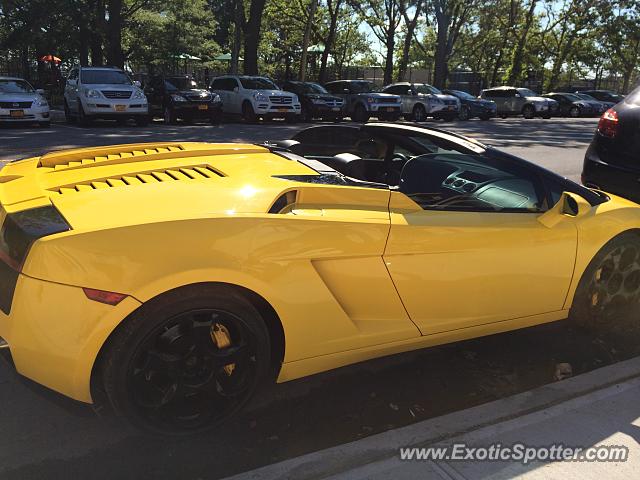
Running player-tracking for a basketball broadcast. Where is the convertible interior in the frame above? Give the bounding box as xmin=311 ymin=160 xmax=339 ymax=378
xmin=279 ymin=127 xmax=545 ymax=213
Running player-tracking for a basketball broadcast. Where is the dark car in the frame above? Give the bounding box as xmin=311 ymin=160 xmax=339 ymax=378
xmin=581 ymin=90 xmax=625 ymax=104
xmin=572 ymin=92 xmax=609 ymax=114
xmin=442 ymin=89 xmax=497 ymax=120
xmin=582 ymin=86 xmax=640 ymax=202
xmin=145 ymin=75 xmax=222 ymax=124
xmin=543 ymin=92 xmax=600 ymax=117
xmin=281 ymin=81 xmax=345 ymax=122
xmin=324 ymin=80 xmax=402 ymax=123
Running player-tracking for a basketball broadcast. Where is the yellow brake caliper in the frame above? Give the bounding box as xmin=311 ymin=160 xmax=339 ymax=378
xmin=211 ymin=323 xmax=235 ymax=376
xmin=592 ymin=268 xmax=603 ymax=306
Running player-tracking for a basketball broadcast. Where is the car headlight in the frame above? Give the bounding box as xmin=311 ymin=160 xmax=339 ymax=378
xmin=84 ymin=89 xmax=101 ymax=99
xmin=171 ymin=94 xmax=187 ymax=102
xmin=254 ymin=92 xmax=268 ymax=102
xmin=34 ymin=97 xmax=48 ymax=107
xmin=132 ymin=89 xmax=146 ymax=100
xmin=367 ymin=97 xmax=375 ymax=103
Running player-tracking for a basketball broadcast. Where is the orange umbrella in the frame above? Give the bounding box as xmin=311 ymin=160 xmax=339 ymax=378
xmin=39 ymin=55 xmax=61 ymax=63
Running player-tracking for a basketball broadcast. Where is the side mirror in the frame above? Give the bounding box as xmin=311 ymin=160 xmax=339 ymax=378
xmin=514 ymin=93 xmax=522 ymax=98
xmin=66 ymin=79 xmax=76 ymax=86
xmin=133 ymin=80 xmax=141 ymax=87
xmin=538 ymin=191 xmax=591 ymax=228
xmin=233 ymin=86 xmax=239 ymax=93
xmin=36 ymin=88 xmax=45 ymax=95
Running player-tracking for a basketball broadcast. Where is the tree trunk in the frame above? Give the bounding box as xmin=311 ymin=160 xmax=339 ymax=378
xmin=433 ymin=11 xmax=449 ymax=88
xmin=504 ymin=0 xmax=537 ymax=85
xmin=90 ymin=0 xmax=105 ymax=66
xmin=319 ymin=0 xmax=342 ymax=84
xmin=231 ymin=0 xmax=242 ymax=74
xmin=243 ymin=0 xmax=267 ymax=75
xmin=397 ymin=1 xmax=423 ymax=82
xmin=299 ymin=0 xmax=318 ymax=81
xmin=105 ymin=0 xmax=124 ymax=68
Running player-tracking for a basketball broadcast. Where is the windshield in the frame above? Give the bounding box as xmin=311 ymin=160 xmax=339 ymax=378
xmin=349 ymin=81 xmax=372 ymax=93
xmin=166 ymin=77 xmax=198 ymax=90
xmin=517 ymin=88 xmax=538 ymax=97
xmin=0 ymin=79 xmax=35 ymax=94
xmin=416 ymin=84 xmax=442 ymax=95
xmin=239 ymin=77 xmax=278 ymax=90
xmin=81 ymin=70 xmax=132 ymax=85
xmin=450 ymin=90 xmax=475 ymax=100
xmin=299 ymin=82 xmax=328 ymax=94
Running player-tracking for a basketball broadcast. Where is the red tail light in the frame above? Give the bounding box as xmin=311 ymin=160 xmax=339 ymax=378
xmin=597 ymin=108 xmax=619 ymax=138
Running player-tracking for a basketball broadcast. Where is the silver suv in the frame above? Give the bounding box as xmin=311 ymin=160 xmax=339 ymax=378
xmin=382 ymin=82 xmax=460 ymax=121
xmin=210 ymin=75 xmax=301 ymax=122
xmin=324 ymin=80 xmax=402 ymax=123
xmin=64 ymin=66 xmax=148 ymax=126
xmin=480 ymin=87 xmax=553 ymax=119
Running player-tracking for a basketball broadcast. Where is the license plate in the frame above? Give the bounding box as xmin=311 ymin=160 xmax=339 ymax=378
xmin=386 ymin=107 xmax=395 ymax=112
xmin=10 ymin=110 xmax=24 ymax=118
xmin=332 ymin=107 xmax=340 ymax=111
xmin=115 ymin=105 xmax=126 ymax=112
xmin=448 ymin=106 xmax=455 ymax=110
xmin=198 ymin=104 xmax=208 ymax=111
xmin=277 ymin=108 xmax=288 ymax=112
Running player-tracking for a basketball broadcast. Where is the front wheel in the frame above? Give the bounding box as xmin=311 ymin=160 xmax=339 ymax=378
xmin=458 ymin=106 xmax=470 ymax=121
xmin=135 ymin=116 xmax=149 ymax=127
xmin=412 ymin=104 xmax=427 ymax=122
xmin=569 ymin=106 xmax=580 ymax=118
xmin=352 ymin=104 xmax=369 ymax=123
xmin=102 ymin=285 xmax=271 ymax=434
xmin=522 ymin=105 xmax=535 ymax=119
xmin=164 ymin=107 xmax=177 ymax=125
xmin=242 ymin=102 xmax=257 ymax=123
xmin=570 ymin=233 xmax=640 ymax=330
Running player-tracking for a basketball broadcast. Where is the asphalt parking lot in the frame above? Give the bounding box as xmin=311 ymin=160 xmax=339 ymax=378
xmin=3 ymin=115 xmax=638 ymax=480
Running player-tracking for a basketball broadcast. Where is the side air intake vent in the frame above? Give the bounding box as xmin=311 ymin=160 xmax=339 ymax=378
xmin=268 ymin=190 xmax=297 ymax=213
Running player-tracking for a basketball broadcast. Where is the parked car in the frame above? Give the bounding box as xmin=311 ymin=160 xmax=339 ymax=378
xmin=63 ymin=66 xmax=149 ymax=126
xmin=324 ymin=80 xmax=401 ymax=122
xmin=543 ymin=92 xmax=600 ymax=117
xmin=581 ymin=90 xmax=625 ymax=104
xmin=381 ymin=82 xmax=459 ymax=121
xmin=582 ymin=86 xmax=640 ymax=202
xmin=3 ymin=124 xmax=639 ymax=433
xmin=572 ymin=92 xmax=609 ymax=114
xmin=442 ymin=89 xmax=496 ymax=120
xmin=281 ymin=81 xmax=345 ymax=122
xmin=209 ymin=75 xmax=300 ymax=123
xmin=0 ymin=76 xmax=50 ymax=127
xmin=145 ymin=75 xmax=222 ymax=124
xmin=480 ymin=87 xmax=554 ymax=119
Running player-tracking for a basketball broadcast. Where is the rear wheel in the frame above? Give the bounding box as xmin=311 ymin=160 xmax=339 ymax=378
xmin=77 ymin=103 xmax=91 ymax=126
xmin=135 ymin=116 xmax=149 ymax=127
xmin=570 ymin=233 xmax=640 ymax=330
xmin=38 ymin=121 xmax=50 ymax=128
xmin=163 ymin=106 xmax=177 ymax=125
xmin=479 ymin=114 xmax=491 ymax=121
xmin=458 ymin=105 xmax=470 ymax=121
xmin=64 ymin=100 xmax=75 ymax=124
xmin=102 ymin=285 xmax=271 ymax=434
xmin=522 ymin=104 xmax=535 ymax=119
xmin=569 ymin=106 xmax=580 ymax=118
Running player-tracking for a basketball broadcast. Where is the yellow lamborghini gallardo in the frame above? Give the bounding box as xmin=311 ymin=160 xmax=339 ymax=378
xmin=0 ymin=123 xmax=639 ymax=433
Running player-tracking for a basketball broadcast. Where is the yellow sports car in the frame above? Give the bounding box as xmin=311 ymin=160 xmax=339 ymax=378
xmin=0 ymin=123 xmax=639 ymax=433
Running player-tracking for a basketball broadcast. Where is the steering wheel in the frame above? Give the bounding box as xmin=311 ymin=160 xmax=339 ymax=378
xmin=391 ymin=152 xmax=409 ymax=163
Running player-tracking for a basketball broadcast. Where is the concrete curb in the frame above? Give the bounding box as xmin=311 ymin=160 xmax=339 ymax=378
xmin=223 ymin=356 xmax=640 ymax=480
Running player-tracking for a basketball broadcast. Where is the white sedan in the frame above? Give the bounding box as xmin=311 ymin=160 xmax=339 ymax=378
xmin=0 ymin=77 xmax=50 ymax=127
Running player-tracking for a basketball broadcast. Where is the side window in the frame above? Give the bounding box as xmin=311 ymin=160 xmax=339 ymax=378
xmin=210 ymin=78 xmax=223 ymax=90
xmin=484 ymin=90 xmax=499 ymax=98
xmin=227 ymin=78 xmax=239 ymax=91
xmin=385 ymin=85 xmax=406 ymax=95
xmin=507 ymin=89 xmax=518 ymax=98
xmin=398 ymin=153 xmax=546 ymax=213
xmin=293 ymin=127 xmax=362 ymax=156
xmin=324 ymin=83 xmax=338 ymax=94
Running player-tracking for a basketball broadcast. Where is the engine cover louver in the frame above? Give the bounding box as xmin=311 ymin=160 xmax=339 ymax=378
xmin=53 ymin=165 xmax=223 ymax=195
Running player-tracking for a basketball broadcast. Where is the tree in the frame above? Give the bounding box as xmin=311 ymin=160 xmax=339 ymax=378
xmin=318 ymin=0 xmax=345 ymax=83
xmin=240 ymin=0 xmax=267 ymax=74
xmin=503 ymin=0 xmax=538 ymax=85
xmin=299 ymin=0 xmax=318 ymax=80
xmin=350 ymin=0 xmax=402 ymax=85
xmin=600 ymin=0 xmax=640 ymax=93
xmin=397 ymin=0 xmax=424 ymax=81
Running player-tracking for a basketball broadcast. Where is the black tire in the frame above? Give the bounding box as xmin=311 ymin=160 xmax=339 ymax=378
xmin=542 ymin=113 xmax=552 ymax=119
xmin=135 ymin=116 xmax=149 ymax=127
xmin=352 ymin=104 xmax=369 ymax=123
xmin=458 ymin=105 xmax=470 ymax=121
xmin=163 ymin=106 xmax=177 ymax=125
xmin=569 ymin=232 xmax=640 ymax=330
xmin=500 ymin=114 xmax=508 ymax=119
xmin=522 ymin=104 xmax=535 ymax=119
xmin=412 ymin=104 xmax=427 ymax=122
xmin=441 ymin=113 xmax=456 ymax=122
xmin=569 ymin=106 xmax=580 ymax=118
xmin=38 ymin=121 xmax=50 ymax=128
xmin=77 ymin=103 xmax=92 ymax=127
xmin=209 ymin=114 xmax=221 ymax=125
xmin=102 ymin=284 xmax=271 ymax=435
xmin=285 ymin=114 xmax=298 ymax=124
xmin=301 ymin=107 xmax=313 ymax=123
xmin=242 ymin=101 xmax=257 ymax=123
xmin=64 ymin=100 xmax=75 ymax=124
xmin=479 ymin=114 xmax=491 ymax=121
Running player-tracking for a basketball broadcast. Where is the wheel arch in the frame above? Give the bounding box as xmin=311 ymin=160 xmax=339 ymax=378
xmin=89 ymin=281 xmax=285 ymax=406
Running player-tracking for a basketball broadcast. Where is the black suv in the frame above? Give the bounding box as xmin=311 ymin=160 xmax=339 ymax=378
xmin=281 ymin=81 xmax=345 ymax=122
xmin=145 ymin=75 xmax=222 ymax=124
xmin=582 ymin=86 xmax=640 ymax=202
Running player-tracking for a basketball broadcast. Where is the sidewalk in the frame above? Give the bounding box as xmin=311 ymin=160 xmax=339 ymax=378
xmin=224 ymin=357 xmax=640 ymax=480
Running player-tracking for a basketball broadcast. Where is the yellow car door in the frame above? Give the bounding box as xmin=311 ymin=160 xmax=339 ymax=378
xmin=383 ymin=153 xmax=578 ymax=335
